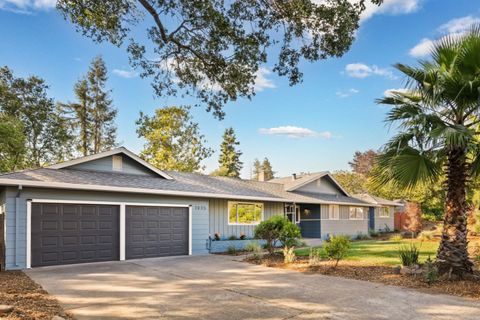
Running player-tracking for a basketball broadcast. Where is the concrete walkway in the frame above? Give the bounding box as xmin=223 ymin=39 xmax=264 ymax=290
xmin=27 ymin=255 xmax=480 ymax=320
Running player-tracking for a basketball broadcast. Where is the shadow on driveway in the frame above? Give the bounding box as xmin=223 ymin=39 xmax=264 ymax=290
xmin=27 ymin=255 xmax=480 ymax=320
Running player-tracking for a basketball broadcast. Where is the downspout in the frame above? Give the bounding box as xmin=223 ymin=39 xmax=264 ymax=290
xmin=14 ymin=185 xmax=22 ymax=267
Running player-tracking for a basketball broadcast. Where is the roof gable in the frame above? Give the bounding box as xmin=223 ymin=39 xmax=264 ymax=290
xmin=48 ymin=147 xmax=173 ymax=179
xmin=271 ymin=172 xmax=350 ymax=196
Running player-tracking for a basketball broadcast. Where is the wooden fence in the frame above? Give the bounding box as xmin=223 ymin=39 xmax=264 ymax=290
xmin=394 ymin=212 xmax=407 ymax=231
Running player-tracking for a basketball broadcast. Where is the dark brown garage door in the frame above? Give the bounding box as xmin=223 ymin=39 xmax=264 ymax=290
xmin=31 ymin=203 xmax=120 ymax=267
xmin=126 ymin=206 xmax=189 ymax=259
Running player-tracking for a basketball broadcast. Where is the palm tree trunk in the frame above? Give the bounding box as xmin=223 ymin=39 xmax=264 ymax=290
xmin=436 ymin=148 xmax=474 ymax=278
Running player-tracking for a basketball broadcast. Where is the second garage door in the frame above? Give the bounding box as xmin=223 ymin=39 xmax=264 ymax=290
xmin=126 ymin=206 xmax=189 ymax=259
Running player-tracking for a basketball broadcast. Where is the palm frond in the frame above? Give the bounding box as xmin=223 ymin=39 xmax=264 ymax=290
xmin=371 ymin=147 xmax=441 ymax=190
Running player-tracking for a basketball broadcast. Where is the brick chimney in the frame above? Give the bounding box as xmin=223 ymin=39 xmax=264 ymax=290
xmin=258 ymin=170 xmax=266 ymax=182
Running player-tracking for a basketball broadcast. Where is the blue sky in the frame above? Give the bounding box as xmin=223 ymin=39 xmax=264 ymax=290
xmin=1 ymin=0 xmax=479 ymax=178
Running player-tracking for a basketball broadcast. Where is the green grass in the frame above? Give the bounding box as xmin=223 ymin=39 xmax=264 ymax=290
xmin=295 ymin=239 xmax=440 ymax=266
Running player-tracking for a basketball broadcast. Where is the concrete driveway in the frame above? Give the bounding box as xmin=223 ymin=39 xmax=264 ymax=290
xmin=27 ymin=255 xmax=480 ymax=320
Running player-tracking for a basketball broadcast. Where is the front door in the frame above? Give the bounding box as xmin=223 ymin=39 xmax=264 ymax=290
xmin=298 ymin=204 xmax=320 ymax=238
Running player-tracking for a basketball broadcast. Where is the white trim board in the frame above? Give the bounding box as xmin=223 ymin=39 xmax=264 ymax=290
xmin=26 ymin=199 xmax=192 ymax=269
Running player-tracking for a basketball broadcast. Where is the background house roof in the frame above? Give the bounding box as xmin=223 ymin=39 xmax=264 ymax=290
xmin=353 ymin=193 xmax=403 ymax=207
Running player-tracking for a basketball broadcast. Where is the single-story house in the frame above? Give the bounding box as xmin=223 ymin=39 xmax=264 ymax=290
xmin=352 ymin=194 xmax=403 ymax=232
xmin=0 ymin=147 xmax=385 ymax=270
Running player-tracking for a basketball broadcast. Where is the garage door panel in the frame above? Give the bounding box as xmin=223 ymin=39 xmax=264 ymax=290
xmin=126 ymin=206 xmax=189 ymax=259
xmin=32 ymin=203 xmax=119 ymax=267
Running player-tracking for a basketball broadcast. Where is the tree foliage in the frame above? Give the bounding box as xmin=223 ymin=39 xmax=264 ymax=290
xmin=252 ymin=158 xmax=262 ymax=180
xmin=213 ymin=127 xmax=243 ymax=177
xmin=136 ymin=106 xmax=213 ymax=172
xmin=0 ymin=66 xmax=72 ymax=168
xmin=0 ymin=114 xmax=26 ymax=173
xmin=332 ymin=171 xmax=368 ymax=194
xmin=57 ymin=0 xmax=383 ymax=118
xmin=63 ymin=56 xmax=117 ymax=156
xmin=349 ymin=149 xmax=377 ymax=176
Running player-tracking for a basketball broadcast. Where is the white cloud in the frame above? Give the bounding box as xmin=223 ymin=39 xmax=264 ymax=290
xmin=336 ymin=88 xmax=359 ymax=98
xmin=259 ymin=126 xmax=332 ymax=139
xmin=345 ymin=63 xmax=396 ymax=80
xmin=0 ymin=0 xmax=56 ymax=13
xmin=409 ymin=15 xmax=480 ymax=58
xmin=383 ymin=88 xmax=411 ymax=97
xmin=355 ymin=0 xmax=421 ymax=22
xmin=438 ymin=16 xmax=480 ymax=34
xmin=254 ymin=68 xmax=276 ymax=92
xmin=409 ymin=38 xmax=434 ymax=58
xmin=113 ymin=68 xmax=138 ymax=79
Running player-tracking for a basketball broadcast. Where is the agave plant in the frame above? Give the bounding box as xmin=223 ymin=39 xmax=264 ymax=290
xmin=373 ymin=26 xmax=480 ymax=278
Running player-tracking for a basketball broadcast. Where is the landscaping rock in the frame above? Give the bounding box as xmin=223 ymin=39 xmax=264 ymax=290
xmin=393 ymin=266 xmax=401 ymax=274
xmin=0 ymin=305 xmax=14 ymax=316
xmin=400 ymin=265 xmax=423 ymax=275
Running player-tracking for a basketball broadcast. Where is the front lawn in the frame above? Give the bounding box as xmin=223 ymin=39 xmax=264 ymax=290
xmin=295 ymin=239 xmax=441 ymax=266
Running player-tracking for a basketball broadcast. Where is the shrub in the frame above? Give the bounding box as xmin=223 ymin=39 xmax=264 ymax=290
xmin=424 ymin=255 xmax=438 ymax=285
xmin=369 ymin=229 xmax=379 ymax=238
xmin=244 ymin=241 xmax=261 ymax=253
xmin=398 ymin=243 xmax=420 ymax=267
xmin=254 ymin=216 xmax=289 ymax=254
xmin=283 ymin=247 xmax=296 ymax=264
xmin=417 ymin=231 xmax=434 ymax=241
xmin=239 ymin=233 xmax=247 ymax=240
xmin=323 ymin=235 xmax=351 ymax=269
xmin=227 ymin=245 xmax=237 ymax=255
xmin=309 ymin=247 xmax=323 ymax=266
xmin=278 ymin=220 xmax=301 ymax=263
xmin=472 ymin=245 xmax=480 ymax=262
xmin=244 ymin=241 xmax=262 ymax=260
xmin=214 ymin=233 xmax=221 ymax=241
xmin=356 ymin=232 xmax=370 ymax=240
xmin=390 ymin=234 xmax=403 ymax=242
xmin=228 ymin=235 xmax=237 ymax=240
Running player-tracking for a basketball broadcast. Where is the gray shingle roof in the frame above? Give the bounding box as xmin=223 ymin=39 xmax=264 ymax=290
xmin=353 ymin=193 xmax=403 ymax=207
xmin=0 ymin=168 xmax=370 ymax=205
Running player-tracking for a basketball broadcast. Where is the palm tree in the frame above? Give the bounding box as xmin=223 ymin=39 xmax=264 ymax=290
xmin=373 ymin=27 xmax=480 ymax=278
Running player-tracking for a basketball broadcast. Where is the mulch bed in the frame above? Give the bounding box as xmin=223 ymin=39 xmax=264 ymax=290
xmin=0 ymin=271 xmax=73 ymax=320
xmin=247 ymin=254 xmax=480 ymax=300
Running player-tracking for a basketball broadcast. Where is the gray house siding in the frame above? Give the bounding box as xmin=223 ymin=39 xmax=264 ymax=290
xmin=3 ymin=187 xmax=210 ymax=270
xmin=209 ymin=199 xmax=284 ymax=238
xmin=374 ymin=207 xmax=395 ymax=232
xmin=69 ymin=155 xmax=157 ymax=176
xmin=320 ymin=205 xmax=369 ymax=239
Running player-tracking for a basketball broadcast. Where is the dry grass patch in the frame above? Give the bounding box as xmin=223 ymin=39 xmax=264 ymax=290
xmin=0 ymin=271 xmax=73 ymax=320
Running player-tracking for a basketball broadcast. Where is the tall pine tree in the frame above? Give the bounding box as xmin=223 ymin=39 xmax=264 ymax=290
xmin=212 ymin=127 xmax=243 ymax=178
xmin=262 ymin=157 xmax=275 ymax=180
xmin=87 ymin=56 xmax=117 ymax=153
xmin=252 ymin=158 xmax=261 ymax=180
xmin=63 ymin=56 xmax=117 ymax=156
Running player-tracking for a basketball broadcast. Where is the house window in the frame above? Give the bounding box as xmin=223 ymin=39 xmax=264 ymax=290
xmin=228 ymin=202 xmax=263 ymax=225
xmin=349 ymin=207 xmax=364 ymax=220
xmin=329 ymin=205 xmax=339 ymax=220
xmin=112 ymin=155 xmax=123 ymax=171
xmin=379 ymin=207 xmax=390 ymax=218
